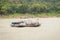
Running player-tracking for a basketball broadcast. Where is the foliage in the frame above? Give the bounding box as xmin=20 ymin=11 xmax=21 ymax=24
xmin=0 ymin=0 xmax=60 ymax=15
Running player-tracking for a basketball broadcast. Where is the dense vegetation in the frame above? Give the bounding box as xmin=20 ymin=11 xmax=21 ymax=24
xmin=0 ymin=0 xmax=60 ymax=16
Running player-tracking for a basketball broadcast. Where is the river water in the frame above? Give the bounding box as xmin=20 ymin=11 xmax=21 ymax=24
xmin=0 ymin=18 xmax=60 ymax=40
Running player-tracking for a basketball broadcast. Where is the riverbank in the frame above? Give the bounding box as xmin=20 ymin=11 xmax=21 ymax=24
xmin=0 ymin=13 xmax=60 ymax=18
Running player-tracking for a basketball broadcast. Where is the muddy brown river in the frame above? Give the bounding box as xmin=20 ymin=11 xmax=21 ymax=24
xmin=0 ymin=18 xmax=60 ymax=40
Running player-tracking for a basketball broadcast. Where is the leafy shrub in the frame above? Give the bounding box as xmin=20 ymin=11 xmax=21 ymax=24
xmin=16 ymin=4 xmax=28 ymax=13
xmin=0 ymin=0 xmax=60 ymax=15
xmin=28 ymin=3 xmax=47 ymax=13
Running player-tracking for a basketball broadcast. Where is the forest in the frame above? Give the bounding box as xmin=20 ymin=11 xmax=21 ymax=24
xmin=0 ymin=0 xmax=60 ymax=17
